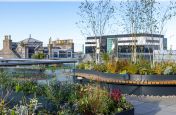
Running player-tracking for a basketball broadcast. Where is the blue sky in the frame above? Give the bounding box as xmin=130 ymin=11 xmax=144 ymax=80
xmin=0 ymin=1 xmax=84 ymax=51
xmin=0 ymin=1 xmax=176 ymax=51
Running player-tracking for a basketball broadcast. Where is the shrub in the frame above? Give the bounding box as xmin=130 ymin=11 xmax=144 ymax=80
xmin=106 ymin=62 xmax=116 ymax=73
xmin=116 ymin=60 xmax=129 ymax=73
xmin=76 ymin=85 xmax=114 ymax=114
xmin=110 ymin=89 xmax=122 ymax=103
xmin=101 ymin=53 xmax=110 ymax=64
xmin=32 ymin=52 xmax=46 ymax=59
xmin=76 ymin=62 xmax=92 ymax=70
xmin=76 ymin=63 xmax=85 ymax=69
xmin=163 ymin=66 xmax=173 ymax=75
xmin=138 ymin=67 xmax=154 ymax=75
xmin=123 ymin=63 xmax=138 ymax=74
xmin=16 ymin=81 xmax=38 ymax=95
xmin=92 ymin=63 xmax=107 ymax=72
xmin=153 ymin=63 xmax=164 ymax=75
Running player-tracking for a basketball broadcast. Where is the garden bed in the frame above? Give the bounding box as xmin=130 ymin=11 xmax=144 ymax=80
xmin=0 ymin=70 xmax=134 ymax=115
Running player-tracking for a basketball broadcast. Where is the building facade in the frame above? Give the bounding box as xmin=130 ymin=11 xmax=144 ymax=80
xmin=48 ymin=39 xmax=74 ymax=59
xmin=0 ymin=35 xmax=43 ymax=59
xmin=16 ymin=35 xmax=43 ymax=58
xmin=85 ymin=33 xmax=167 ymax=60
xmin=0 ymin=35 xmax=75 ymax=59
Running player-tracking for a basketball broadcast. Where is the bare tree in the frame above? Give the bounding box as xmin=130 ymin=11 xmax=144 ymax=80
xmin=77 ymin=0 xmax=115 ymax=63
xmin=119 ymin=0 xmax=176 ymax=64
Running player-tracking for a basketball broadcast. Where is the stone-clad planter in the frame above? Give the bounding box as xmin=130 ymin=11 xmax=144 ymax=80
xmin=75 ymin=69 xmax=176 ymax=81
xmin=75 ymin=69 xmax=129 ymax=80
xmin=130 ymin=74 xmax=176 ymax=81
xmin=74 ymin=69 xmax=176 ymax=96
xmin=116 ymin=108 xmax=134 ymax=115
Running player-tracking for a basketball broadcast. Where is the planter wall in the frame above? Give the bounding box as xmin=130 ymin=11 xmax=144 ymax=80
xmin=75 ymin=69 xmax=129 ymax=80
xmin=109 ymin=83 xmax=176 ymax=96
xmin=130 ymin=74 xmax=176 ymax=81
xmin=75 ymin=69 xmax=176 ymax=81
xmin=74 ymin=69 xmax=176 ymax=96
xmin=116 ymin=108 xmax=134 ymax=115
xmin=74 ymin=77 xmax=176 ymax=96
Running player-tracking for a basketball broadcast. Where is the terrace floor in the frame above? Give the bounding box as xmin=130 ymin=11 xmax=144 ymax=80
xmin=126 ymin=95 xmax=176 ymax=115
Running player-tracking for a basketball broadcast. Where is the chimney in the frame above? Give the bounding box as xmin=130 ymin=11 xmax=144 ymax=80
xmin=3 ymin=35 xmax=12 ymax=49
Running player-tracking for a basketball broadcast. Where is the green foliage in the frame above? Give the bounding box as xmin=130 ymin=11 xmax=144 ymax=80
xmin=172 ymin=65 xmax=176 ymax=75
xmin=11 ymin=110 xmax=16 ymax=115
xmin=18 ymin=81 xmax=38 ymax=95
xmin=101 ymin=53 xmax=110 ymax=64
xmin=76 ymin=61 xmax=97 ymax=70
xmin=76 ymin=62 xmax=91 ymax=70
xmin=153 ymin=63 xmax=164 ymax=75
xmin=106 ymin=61 xmax=116 ymax=73
xmin=123 ymin=63 xmax=138 ymax=74
xmin=120 ymin=70 xmax=127 ymax=74
xmin=116 ymin=60 xmax=130 ymax=73
xmin=43 ymin=82 xmax=79 ymax=109
xmin=0 ymin=67 xmax=134 ymax=114
xmin=0 ymin=76 xmax=133 ymax=114
xmin=76 ymin=85 xmax=114 ymax=114
xmin=32 ymin=52 xmax=46 ymax=59
xmin=15 ymin=83 xmax=21 ymax=92
xmin=163 ymin=66 xmax=173 ymax=75
xmin=92 ymin=63 xmax=107 ymax=72
xmin=138 ymin=68 xmax=153 ymax=75
xmin=78 ymin=58 xmax=176 ymax=75
xmin=0 ymin=70 xmax=17 ymax=89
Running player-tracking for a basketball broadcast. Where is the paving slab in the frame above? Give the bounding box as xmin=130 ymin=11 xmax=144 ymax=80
xmin=164 ymin=104 xmax=176 ymax=112
xmin=129 ymin=100 xmax=145 ymax=106
xmin=145 ymin=110 xmax=176 ymax=115
xmin=126 ymin=95 xmax=176 ymax=115
xmin=134 ymin=103 xmax=161 ymax=115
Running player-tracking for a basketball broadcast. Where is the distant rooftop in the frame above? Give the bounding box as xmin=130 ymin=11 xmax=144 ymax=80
xmin=20 ymin=35 xmax=42 ymax=44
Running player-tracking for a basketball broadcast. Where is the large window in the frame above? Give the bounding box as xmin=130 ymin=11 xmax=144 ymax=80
xmin=67 ymin=51 xmax=72 ymax=58
xmin=28 ymin=47 xmax=35 ymax=58
xmin=85 ymin=46 xmax=96 ymax=54
xmin=53 ymin=52 xmax=58 ymax=58
xmin=59 ymin=51 xmax=67 ymax=58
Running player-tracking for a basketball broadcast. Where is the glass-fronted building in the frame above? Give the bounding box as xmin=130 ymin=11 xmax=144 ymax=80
xmin=85 ymin=34 xmax=167 ymax=60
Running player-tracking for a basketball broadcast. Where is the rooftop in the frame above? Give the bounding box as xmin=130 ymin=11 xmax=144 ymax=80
xmin=20 ymin=35 xmax=42 ymax=44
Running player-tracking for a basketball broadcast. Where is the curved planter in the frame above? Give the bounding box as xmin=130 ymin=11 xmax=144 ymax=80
xmin=75 ymin=69 xmax=176 ymax=81
xmin=130 ymin=74 xmax=176 ymax=81
xmin=116 ymin=108 xmax=134 ymax=115
xmin=74 ymin=69 xmax=176 ymax=96
xmin=75 ymin=69 xmax=129 ymax=80
xmin=74 ymin=76 xmax=176 ymax=96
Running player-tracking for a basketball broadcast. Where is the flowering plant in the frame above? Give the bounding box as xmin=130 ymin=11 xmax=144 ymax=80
xmin=110 ymin=89 xmax=122 ymax=103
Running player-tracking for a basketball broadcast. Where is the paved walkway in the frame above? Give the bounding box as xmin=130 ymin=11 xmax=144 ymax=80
xmin=126 ymin=95 xmax=176 ymax=115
